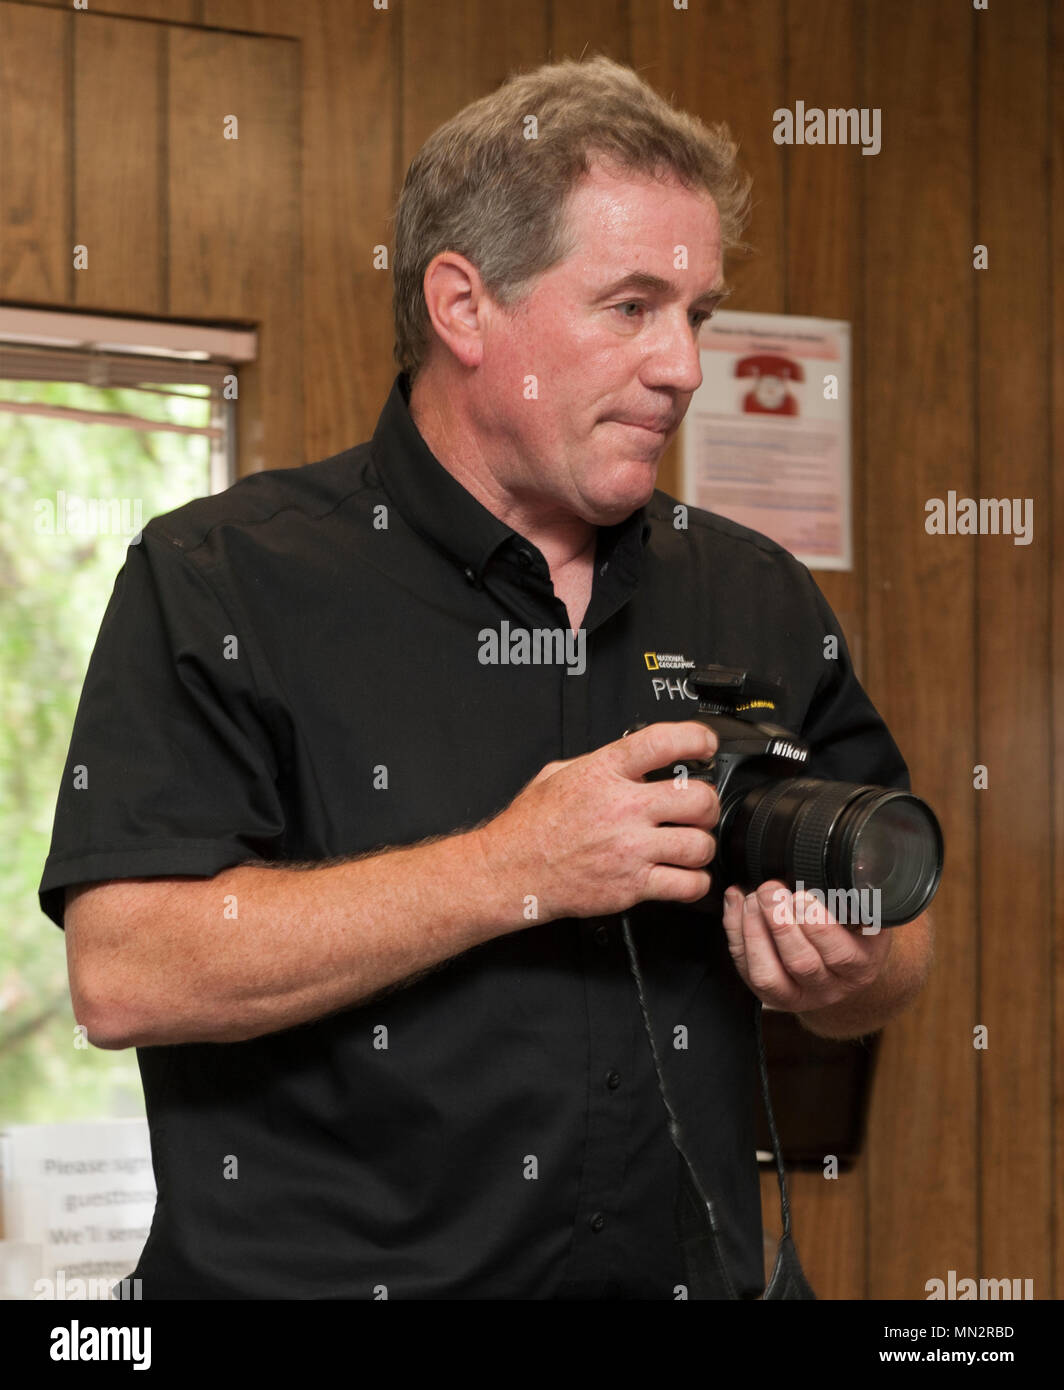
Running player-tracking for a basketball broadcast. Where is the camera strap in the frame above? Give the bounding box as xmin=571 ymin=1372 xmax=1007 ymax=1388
xmin=619 ymin=911 xmax=816 ymax=1301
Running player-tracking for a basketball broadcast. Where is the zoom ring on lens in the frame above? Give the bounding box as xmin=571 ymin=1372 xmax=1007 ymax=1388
xmin=789 ymin=782 xmax=865 ymax=891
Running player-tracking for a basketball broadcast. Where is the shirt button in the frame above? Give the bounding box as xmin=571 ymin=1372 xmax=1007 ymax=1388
xmin=606 ymin=1070 xmax=621 ymax=1090
xmin=463 ymin=566 xmax=476 ymax=584
xmin=593 ymin=924 xmax=609 ymax=946
xmin=589 ymin=1212 xmax=606 ymax=1233
xmin=517 ymin=548 xmax=533 ymax=569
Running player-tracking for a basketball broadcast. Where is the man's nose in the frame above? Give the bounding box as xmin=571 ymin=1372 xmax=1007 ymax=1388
xmin=645 ymin=310 xmax=704 ymax=395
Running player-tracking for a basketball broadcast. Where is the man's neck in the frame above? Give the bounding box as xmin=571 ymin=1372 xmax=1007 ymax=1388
xmin=408 ymin=370 xmax=597 ymax=576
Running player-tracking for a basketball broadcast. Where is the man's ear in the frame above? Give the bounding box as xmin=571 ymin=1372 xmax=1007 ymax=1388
xmin=421 ymin=251 xmax=488 ymax=371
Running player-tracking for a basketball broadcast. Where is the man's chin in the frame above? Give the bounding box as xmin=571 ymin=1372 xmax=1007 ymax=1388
xmin=581 ymin=479 xmax=657 ymax=526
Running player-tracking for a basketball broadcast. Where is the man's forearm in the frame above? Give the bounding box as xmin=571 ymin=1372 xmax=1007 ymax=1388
xmin=72 ymin=830 xmax=519 ymax=1050
xmin=794 ymin=912 xmax=934 ymax=1039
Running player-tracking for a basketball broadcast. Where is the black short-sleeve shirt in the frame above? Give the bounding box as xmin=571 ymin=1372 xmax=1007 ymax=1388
xmin=38 ymin=371 xmax=910 ymax=1300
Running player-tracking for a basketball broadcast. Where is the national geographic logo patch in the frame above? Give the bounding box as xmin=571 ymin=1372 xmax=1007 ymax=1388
xmin=644 ymin=651 xmax=699 ymax=702
xmin=643 ymin=651 xmax=695 ymax=672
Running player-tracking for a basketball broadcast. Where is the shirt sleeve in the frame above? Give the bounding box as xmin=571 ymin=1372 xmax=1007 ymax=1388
xmin=37 ymin=528 xmax=288 ymax=929
xmin=795 ymin=570 xmax=912 ymax=793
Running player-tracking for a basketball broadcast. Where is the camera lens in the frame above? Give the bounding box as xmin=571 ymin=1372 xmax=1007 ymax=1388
xmin=723 ymin=777 xmax=943 ymax=926
xmin=850 ymin=796 xmax=936 ymax=890
xmin=832 ymin=788 xmax=943 ymax=925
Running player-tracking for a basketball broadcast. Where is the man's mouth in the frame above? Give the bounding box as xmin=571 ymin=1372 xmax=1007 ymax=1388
xmin=609 ymin=419 xmax=670 ymax=437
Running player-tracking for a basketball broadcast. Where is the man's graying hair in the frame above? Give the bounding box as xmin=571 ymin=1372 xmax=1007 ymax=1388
xmin=391 ymin=53 xmax=753 ymax=384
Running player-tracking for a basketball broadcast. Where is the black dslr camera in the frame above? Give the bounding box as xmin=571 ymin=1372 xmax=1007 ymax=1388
xmin=637 ymin=665 xmax=943 ymax=928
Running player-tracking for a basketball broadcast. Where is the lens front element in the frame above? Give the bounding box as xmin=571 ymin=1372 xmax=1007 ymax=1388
xmin=725 ymin=777 xmax=944 ymax=927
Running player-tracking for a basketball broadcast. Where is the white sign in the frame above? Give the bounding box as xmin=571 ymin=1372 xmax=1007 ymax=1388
xmin=682 ymin=309 xmax=852 ymax=570
xmin=0 ymin=1119 xmax=155 ymax=1299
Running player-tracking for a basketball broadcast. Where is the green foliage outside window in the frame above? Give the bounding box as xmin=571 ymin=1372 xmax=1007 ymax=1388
xmin=0 ymin=378 xmax=216 ymax=1126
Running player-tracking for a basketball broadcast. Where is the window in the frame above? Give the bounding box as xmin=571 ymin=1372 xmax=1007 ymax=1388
xmin=0 ymin=314 xmax=250 ymax=1127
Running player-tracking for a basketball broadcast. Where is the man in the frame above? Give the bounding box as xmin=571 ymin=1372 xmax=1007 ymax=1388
xmin=39 ymin=55 xmax=931 ymax=1300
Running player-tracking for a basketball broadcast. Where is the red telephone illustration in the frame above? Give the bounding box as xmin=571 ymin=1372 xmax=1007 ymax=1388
xmin=735 ymin=353 xmax=804 ymax=415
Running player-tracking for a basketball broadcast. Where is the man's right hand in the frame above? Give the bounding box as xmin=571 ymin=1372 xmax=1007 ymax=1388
xmin=65 ymin=720 xmax=721 ymax=1047
xmin=472 ymin=721 xmax=721 ymax=923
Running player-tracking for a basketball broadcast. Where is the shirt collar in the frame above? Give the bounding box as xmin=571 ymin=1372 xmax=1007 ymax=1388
xmin=371 ymin=371 xmax=652 ymax=584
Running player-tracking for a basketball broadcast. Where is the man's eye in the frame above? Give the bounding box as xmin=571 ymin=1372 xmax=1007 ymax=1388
xmin=613 ymin=301 xmax=712 ymax=329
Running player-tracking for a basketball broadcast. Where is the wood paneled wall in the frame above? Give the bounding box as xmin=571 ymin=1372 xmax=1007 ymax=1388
xmin=2 ymin=0 xmax=1059 ymax=1300
xmin=0 ymin=0 xmax=300 ymax=477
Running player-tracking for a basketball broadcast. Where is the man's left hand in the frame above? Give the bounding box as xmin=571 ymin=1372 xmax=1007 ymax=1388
xmin=721 ymin=880 xmax=891 ymax=1014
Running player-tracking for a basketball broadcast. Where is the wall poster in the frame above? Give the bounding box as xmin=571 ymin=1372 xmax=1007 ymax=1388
xmin=681 ymin=309 xmax=852 ymax=570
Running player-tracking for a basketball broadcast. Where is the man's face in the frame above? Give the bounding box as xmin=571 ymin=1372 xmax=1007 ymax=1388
xmin=472 ymin=162 xmax=725 ymax=526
